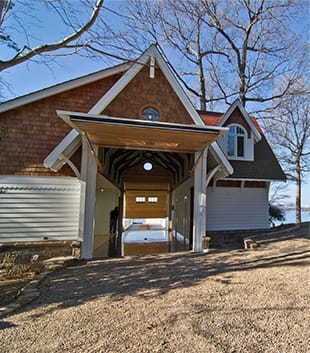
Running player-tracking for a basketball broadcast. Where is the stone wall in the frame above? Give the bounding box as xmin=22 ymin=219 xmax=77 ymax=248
xmin=0 ymin=240 xmax=80 ymax=280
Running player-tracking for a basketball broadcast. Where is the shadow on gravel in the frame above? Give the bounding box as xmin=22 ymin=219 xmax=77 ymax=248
xmin=0 ymin=320 xmax=17 ymax=330
xmin=18 ymin=235 xmax=309 ymax=319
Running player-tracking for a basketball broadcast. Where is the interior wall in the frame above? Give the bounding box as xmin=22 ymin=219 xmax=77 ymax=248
xmin=171 ymin=177 xmax=193 ymax=242
xmin=95 ymin=187 xmax=120 ymax=235
xmin=93 ymin=175 xmax=120 ymax=258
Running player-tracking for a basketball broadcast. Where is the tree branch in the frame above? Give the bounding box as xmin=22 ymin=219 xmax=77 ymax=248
xmin=0 ymin=0 xmax=104 ymax=72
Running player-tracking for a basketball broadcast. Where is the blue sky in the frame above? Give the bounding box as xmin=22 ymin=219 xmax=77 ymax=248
xmin=1 ymin=0 xmax=309 ymax=208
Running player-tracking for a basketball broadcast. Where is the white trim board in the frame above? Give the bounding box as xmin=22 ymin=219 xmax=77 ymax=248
xmin=219 ymin=99 xmax=261 ymax=142
xmin=89 ymin=45 xmax=204 ymax=126
xmin=43 ymin=129 xmax=81 ymax=171
xmin=43 ymin=45 xmax=211 ymax=170
xmin=0 ymin=63 xmax=131 ymax=113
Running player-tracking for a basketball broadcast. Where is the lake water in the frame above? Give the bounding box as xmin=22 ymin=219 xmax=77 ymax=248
xmin=275 ymin=209 xmax=310 ymax=225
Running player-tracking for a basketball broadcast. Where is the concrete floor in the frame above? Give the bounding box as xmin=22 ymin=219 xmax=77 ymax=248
xmin=93 ymin=224 xmax=189 ymax=258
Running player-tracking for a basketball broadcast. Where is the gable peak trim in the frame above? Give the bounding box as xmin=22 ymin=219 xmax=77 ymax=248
xmin=89 ymin=44 xmax=204 ymax=125
xmin=219 ymin=99 xmax=261 ymax=141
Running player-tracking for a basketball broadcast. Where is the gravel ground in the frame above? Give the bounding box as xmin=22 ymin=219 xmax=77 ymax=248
xmin=0 ymin=278 xmax=33 ymax=307
xmin=0 ymin=224 xmax=309 ymax=353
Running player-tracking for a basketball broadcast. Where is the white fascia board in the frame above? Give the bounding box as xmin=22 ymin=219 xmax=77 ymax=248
xmin=225 ymin=177 xmax=286 ymax=182
xmin=56 ymin=111 xmax=82 ymax=130
xmin=210 ymin=142 xmax=234 ymax=176
xmin=0 ymin=63 xmax=131 ymax=114
xmin=152 ymin=46 xmax=204 ymax=126
xmin=43 ymin=129 xmax=81 ymax=171
xmin=89 ymin=48 xmax=152 ymax=114
xmin=220 ymin=99 xmax=261 ymax=141
xmin=89 ymin=45 xmax=204 ymax=126
xmin=56 ymin=110 xmax=230 ymax=135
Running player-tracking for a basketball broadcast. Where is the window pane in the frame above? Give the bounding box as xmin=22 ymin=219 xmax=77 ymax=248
xmin=229 ymin=126 xmax=235 ymax=133
xmin=143 ymin=162 xmax=153 ymax=171
xmin=237 ymin=136 xmax=244 ymax=157
xmin=142 ymin=108 xmax=159 ymax=121
xmin=136 ymin=197 xmax=145 ymax=203
xmin=236 ymin=126 xmax=245 ymax=134
xmin=227 ymin=135 xmax=235 ymax=156
xmin=148 ymin=197 xmax=158 ymax=203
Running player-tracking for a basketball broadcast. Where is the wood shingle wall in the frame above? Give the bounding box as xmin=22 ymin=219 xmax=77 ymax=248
xmin=0 ymin=74 xmax=122 ymax=176
xmin=103 ymin=66 xmax=194 ymax=124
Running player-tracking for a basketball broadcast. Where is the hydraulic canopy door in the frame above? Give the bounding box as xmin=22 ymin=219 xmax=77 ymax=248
xmin=57 ymin=111 xmax=229 ymax=256
xmin=57 ymin=112 xmax=224 ymax=153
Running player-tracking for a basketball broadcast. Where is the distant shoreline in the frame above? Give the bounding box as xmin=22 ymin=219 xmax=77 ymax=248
xmin=274 ymin=209 xmax=310 ymax=225
xmin=283 ymin=207 xmax=310 ymax=211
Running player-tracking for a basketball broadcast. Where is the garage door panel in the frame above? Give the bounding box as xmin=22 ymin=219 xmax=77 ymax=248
xmin=125 ymin=190 xmax=168 ymax=218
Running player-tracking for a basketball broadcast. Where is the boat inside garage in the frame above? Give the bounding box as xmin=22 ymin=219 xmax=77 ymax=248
xmin=93 ymin=148 xmax=196 ymax=257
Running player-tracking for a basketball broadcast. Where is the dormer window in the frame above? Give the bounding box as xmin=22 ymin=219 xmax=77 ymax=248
xmin=227 ymin=124 xmax=246 ymax=158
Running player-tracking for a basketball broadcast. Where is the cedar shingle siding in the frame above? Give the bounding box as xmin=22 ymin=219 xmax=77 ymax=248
xmin=228 ymin=136 xmax=286 ymax=181
xmin=0 ymin=74 xmax=122 ymax=176
xmin=223 ymin=107 xmax=251 ymax=136
xmin=103 ymin=66 xmax=194 ymax=124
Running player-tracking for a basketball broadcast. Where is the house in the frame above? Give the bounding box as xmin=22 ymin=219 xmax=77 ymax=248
xmin=0 ymin=45 xmax=285 ymax=259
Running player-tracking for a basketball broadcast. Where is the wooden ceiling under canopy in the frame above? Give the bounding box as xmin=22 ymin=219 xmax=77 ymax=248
xmin=58 ymin=111 xmax=227 ymax=187
xmin=101 ymin=148 xmax=194 ymax=187
xmin=59 ymin=112 xmax=221 ymax=153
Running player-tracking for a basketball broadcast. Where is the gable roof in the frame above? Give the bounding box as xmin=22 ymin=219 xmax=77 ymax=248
xmin=200 ymin=100 xmax=262 ymax=141
xmin=89 ymin=45 xmax=204 ymax=125
xmin=199 ymin=110 xmax=263 ymax=134
xmin=219 ymin=99 xmax=261 ymax=141
xmin=198 ymin=110 xmax=285 ymax=181
xmin=44 ymin=45 xmax=212 ymax=171
xmin=0 ymin=62 xmax=132 ymax=113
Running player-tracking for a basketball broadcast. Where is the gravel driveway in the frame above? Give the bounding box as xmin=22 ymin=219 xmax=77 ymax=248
xmin=0 ymin=225 xmax=309 ymax=353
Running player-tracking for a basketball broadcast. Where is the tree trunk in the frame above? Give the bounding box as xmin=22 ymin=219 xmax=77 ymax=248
xmin=295 ymin=159 xmax=302 ymax=224
xmin=198 ymin=58 xmax=206 ymax=111
xmin=239 ymin=65 xmax=246 ymax=107
xmin=196 ymin=27 xmax=206 ymax=111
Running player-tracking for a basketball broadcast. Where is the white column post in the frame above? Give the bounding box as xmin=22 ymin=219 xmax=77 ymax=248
xmin=193 ymin=148 xmax=208 ymax=252
xmin=80 ymin=136 xmax=97 ymax=259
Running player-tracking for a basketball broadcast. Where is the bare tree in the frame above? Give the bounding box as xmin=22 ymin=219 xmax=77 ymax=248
xmin=200 ymin=0 xmax=303 ymax=107
xmin=121 ymin=0 xmax=228 ymax=110
xmin=0 ymin=0 xmax=115 ymax=72
xmin=264 ymin=81 xmax=310 ymax=223
xmin=120 ymin=0 xmax=307 ymax=111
